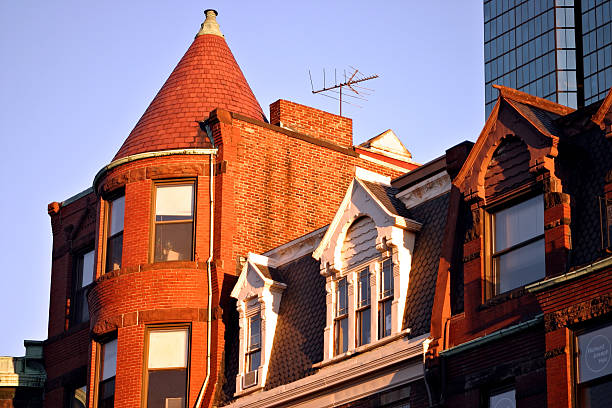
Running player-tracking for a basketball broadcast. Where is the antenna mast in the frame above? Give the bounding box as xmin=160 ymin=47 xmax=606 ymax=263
xmin=309 ymin=67 xmax=379 ymax=116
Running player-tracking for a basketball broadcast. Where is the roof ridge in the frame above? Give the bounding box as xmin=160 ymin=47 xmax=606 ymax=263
xmin=493 ymin=84 xmax=575 ymax=116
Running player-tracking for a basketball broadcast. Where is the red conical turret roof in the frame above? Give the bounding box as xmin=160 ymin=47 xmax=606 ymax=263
xmin=113 ymin=10 xmax=265 ymax=160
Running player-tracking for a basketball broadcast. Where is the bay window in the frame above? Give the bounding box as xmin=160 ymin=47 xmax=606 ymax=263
xmin=335 ymin=277 xmax=349 ymax=355
xmin=144 ymin=327 xmax=189 ymax=408
xmin=98 ymin=338 xmax=117 ymax=408
xmin=154 ymin=183 xmax=195 ymax=262
xmin=105 ymin=195 xmax=124 ymax=272
xmin=490 ymin=195 xmax=545 ymax=295
xmin=379 ymin=259 xmax=394 ymax=339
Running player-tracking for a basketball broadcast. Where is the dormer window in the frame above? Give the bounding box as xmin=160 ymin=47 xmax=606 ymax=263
xmin=378 ymin=258 xmax=394 ymax=339
xmin=489 ymin=195 xmax=545 ymax=295
xmin=313 ymin=173 xmax=421 ymax=362
xmin=230 ymin=253 xmax=286 ymax=394
xmin=356 ymin=268 xmax=371 ymax=347
xmin=335 ymin=277 xmax=349 ymax=355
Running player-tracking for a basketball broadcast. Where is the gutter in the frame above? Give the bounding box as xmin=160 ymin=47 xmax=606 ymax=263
xmin=525 ymin=256 xmax=612 ymax=293
xmin=92 ymin=148 xmax=218 ymax=192
xmin=439 ymin=315 xmax=543 ymax=357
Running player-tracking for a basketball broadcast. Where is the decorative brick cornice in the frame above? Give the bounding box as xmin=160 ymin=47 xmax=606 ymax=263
xmin=544 ymin=293 xmax=612 ymax=332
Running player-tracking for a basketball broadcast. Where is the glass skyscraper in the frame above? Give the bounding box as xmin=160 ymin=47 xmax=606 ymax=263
xmin=484 ymin=0 xmax=611 ymax=116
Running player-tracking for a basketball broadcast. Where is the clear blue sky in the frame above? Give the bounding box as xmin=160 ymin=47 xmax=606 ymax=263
xmin=0 ymin=1 xmax=484 ymax=356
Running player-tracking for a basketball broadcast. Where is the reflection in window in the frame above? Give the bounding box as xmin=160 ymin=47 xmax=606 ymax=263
xmin=356 ymin=268 xmax=371 ymax=347
xmin=146 ymin=328 xmax=188 ymax=408
xmin=378 ymin=259 xmax=394 ymax=339
xmin=247 ymin=314 xmax=262 ymax=372
xmin=492 ymin=195 xmax=545 ymax=294
xmin=73 ymin=249 xmax=94 ymax=324
xmin=335 ymin=277 xmax=348 ymax=355
xmin=577 ymin=324 xmax=612 ymax=407
xmin=154 ymin=183 xmax=194 ymax=262
xmin=69 ymin=385 xmax=87 ymax=408
xmin=98 ymin=339 xmax=117 ymax=408
xmin=489 ymin=388 xmax=516 ymax=408
xmin=105 ymin=196 xmax=124 ymax=272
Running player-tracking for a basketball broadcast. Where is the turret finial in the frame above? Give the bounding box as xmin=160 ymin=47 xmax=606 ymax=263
xmin=197 ymin=9 xmax=223 ymax=38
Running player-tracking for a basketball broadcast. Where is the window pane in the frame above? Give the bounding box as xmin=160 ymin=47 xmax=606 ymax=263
xmin=335 ymin=317 xmax=348 ymax=355
xmin=248 ymin=350 xmax=261 ymax=372
xmin=378 ymin=298 xmax=392 ymax=339
xmin=81 ymin=250 xmax=95 ymax=287
xmin=98 ymin=377 xmax=115 ymax=408
xmin=381 ymin=259 xmax=394 ymax=298
xmin=580 ymin=379 xmax=612 ymax=407
xmin=101 ymin=339 xmax=117 ymax=381
xmin=156 ymin=185 xmax=194 ymax=220
xmin=148 ymin=329 xmax=188 ymax=369
xmin=494 ymin=195 xmax=544 ymax=251
xmin=490 ymin=389 xmax=515 ymax=408
xmin=496 ymin=238 xmax=545 ymax=293
xmin=106 ymin=233 xmax=123 ymax=271
xmin=109 ymin=196 xmax=124 ymax=236
xmin=358 ymin=268 xmax=370 ymax=307
xmin=336 ymin=278 xmax=348 ymax=316
xmin=147 ymin=370 xmax=186 ymax=408
xmin=249 ymin=315 xmax=261 ymax=349
xmin=76 ymin=289 xmax=89 ymax=324
xmin=154 ymin=223 xmax=193 ymax=262
xmin=578 ymin=325 xmax=612 ymax=383
xmin=357 ymin=308 xmax=371 ymax=346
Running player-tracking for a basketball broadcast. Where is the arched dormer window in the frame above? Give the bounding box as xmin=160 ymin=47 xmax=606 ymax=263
xmin=313 ymin=172 xmax=422 ymax=361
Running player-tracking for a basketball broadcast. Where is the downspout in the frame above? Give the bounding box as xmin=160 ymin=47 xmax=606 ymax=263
xmin=422 ymin=338 xmax=434 ymax=407
xmin=195 ymin=135 xmax=215 ymax=407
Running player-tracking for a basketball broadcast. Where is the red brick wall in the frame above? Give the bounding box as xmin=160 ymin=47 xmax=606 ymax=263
xmin=269 ymin=100 xmax=353 ymax=147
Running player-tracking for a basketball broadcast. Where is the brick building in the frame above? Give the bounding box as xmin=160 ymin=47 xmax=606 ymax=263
xmin=38 ymin=7 xmax=612 ymax=408
xmin=41 ymin=10 xmax=418 ymax=408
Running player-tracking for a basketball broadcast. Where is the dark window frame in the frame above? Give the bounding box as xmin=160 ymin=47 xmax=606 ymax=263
xmin=96 ymin=336 xmax=117 ymax=408
xmin=246 ymin=313 xmax=262 ymax=373
xmin=71 ymin=246 xmax=95 ymax=326
xmin=151 ymin=179 xmax=196 ymax=263
xmin=356 ymin=267 xmax=371 ymax=347
xmin=378 ymin=258 xmax=394 ymax=340
xmin=104 ymin=192 xmax=125 ymax=273
xmin=334 ymin=276 xmax=349 ymax=356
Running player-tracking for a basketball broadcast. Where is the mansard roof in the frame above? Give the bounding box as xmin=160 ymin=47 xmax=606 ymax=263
xmin=113 ymin=10 xmax=265 ymax=160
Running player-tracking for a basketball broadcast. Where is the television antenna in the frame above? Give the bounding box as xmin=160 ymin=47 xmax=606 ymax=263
xmin=309 ymin=67 xmax=379 ymax=116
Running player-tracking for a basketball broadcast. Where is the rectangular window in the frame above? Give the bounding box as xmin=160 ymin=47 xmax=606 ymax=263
xmin=98 ymin=339 xmax=117 ymax=408
xmin=247 ymin=314 xmax=262 ymax=372
xmin=492 ymin=195 xmax=545 ymax=294
xmin=154 ymin=183 xmax=194 ymax=262
xmin=73 ymin=249 xmax=95 ymax=325
xmin=145 ymin=328 xmax=189 ymax=408
xmin=577 ymin=324 xmax=612 ymax=407
xmin=356 ymin=267 xmax=371 ymax=347
xmin=489 ymin=388 xmax=515 ymax=407
xmin=105 ymin=196 xmax=124 ymax=272
xmin=335 ymin=277 xmax=348 ymax=355
xmin=378 ymin=259 xmax=394 ymax=339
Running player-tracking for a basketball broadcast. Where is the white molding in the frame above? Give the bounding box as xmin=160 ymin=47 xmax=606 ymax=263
xmin=222 ymin=334 xmax=428 ymax=408
xmin=263 ymin=226 xmax=327 ymax=267
xmin=396 ymin=171 xmax=451 ymax=209
xmin=355 ymin=167 xmax=391 ymax=185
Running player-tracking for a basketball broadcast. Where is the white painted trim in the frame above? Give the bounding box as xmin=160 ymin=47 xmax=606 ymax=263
xmin=396 ymin=171 xmax=451 ymax=209
xmin=355 ymin=167 xmax=391 ymax=185
xmin=223 ymin=334 xmax=428 ymax=408
xmin=263 ymin=226 xmax=327 ymax=267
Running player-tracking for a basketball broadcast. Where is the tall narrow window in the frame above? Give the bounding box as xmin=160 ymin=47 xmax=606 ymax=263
xmin=98 ymin=339 xmax=117 ymax=408
xmin=356 ymin=267 xmax=371 ymax=347
xmin=105 ymin=195 xmax=124 ymax=272
xmin=154 ymin=183 xmax=194 ymax=262
xmin=73 ymin=249 xmax=94 ymax=324
xmin=145 ymin=328 xmax=189 ymax=408
xmin=335 ymin=277 xmax=349 ymax=355
xmin=378 ymin=259 xmax=394 ymax=339
xmin=492 ymin=195 xmax=544 ymax=294
xmin=247 ymin=314 xmax=261 ymax=373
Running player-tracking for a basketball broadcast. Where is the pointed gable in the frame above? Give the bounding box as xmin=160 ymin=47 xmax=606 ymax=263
xmin=113 ymin=10 xmax=265 ymax=161
xmin=454 ymin=85 xmax=573 ymax=200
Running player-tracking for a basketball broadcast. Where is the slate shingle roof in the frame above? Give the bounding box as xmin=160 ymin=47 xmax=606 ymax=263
xmin=360 ymin=180 xmax=412 ymax=218
xmin=402 ymin=192 xmax=450 ymax=336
